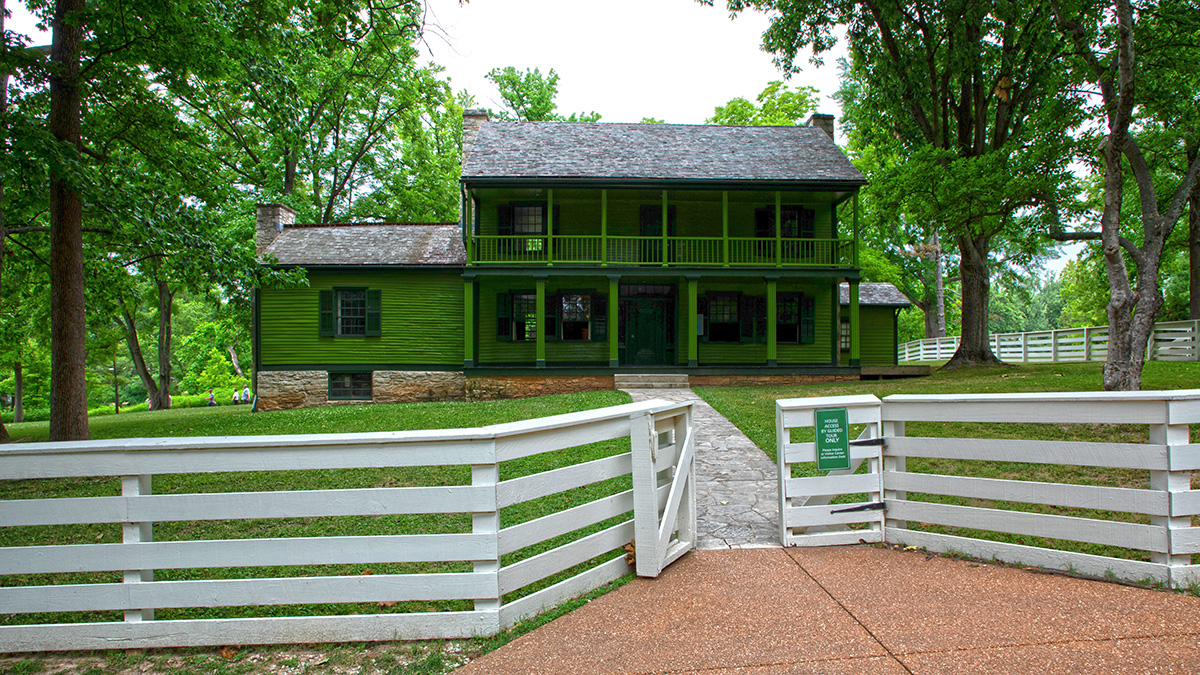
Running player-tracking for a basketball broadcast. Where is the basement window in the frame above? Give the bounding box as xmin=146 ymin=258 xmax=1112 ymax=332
xmin=329 ymin=372 xmax=372 ymax=400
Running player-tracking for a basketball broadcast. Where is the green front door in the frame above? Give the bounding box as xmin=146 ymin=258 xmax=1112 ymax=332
xmin=624 ymin=297 xmax=673 ymax=366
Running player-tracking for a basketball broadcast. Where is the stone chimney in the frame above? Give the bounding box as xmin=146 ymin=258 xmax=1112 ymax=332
xmin=462 ymin=108 xmax=489 ymax=167
xmin=806 ymin=113 xmax=835 ymax=140
xmin=256 ymin=203 xmax=296 ymax=256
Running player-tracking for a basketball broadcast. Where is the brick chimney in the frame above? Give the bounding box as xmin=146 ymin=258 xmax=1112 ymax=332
xmin=462 ymin=108 xmax=489 ymax=167
xmin=806 ymin=113 xmax=835 ymax=140
xmin=256 ymin=203 xmax=296 ymax=256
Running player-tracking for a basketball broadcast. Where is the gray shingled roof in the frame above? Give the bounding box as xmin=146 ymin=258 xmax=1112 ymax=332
xmin=840 ymin=282 xmax=911 ymax=307
xmin=263 ymin=223 xmax=465 ymax=266
xmin=462 ymin=122 xmax=866 ymax=184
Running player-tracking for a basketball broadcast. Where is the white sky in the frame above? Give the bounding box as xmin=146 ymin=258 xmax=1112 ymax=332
xmin=8 ymin=0 xmax=1078 ymax=273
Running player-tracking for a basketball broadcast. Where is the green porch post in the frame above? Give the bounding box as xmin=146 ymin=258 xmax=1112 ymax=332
xmin=608 ymin=275 xmax=619 ymax=368
xmin=687 ymin=276 xmax=699 ymax=367
xmin=661 ymin=190 xmax=669 ymax=266
xmin=601 ymin=189 xmax=608 ymax=266
xmin=547 ymin=189 xmax=554 ymax=266
xmin=850 ymin=279 xmax=861 ymax=366
xmin=766 ymin=278 xmax=777 ymax=366
xmin=722 ymin=191 xmax=729 ymax=267
xmin=853 ymin=192 xmax=860 ymax=268
xmin=536 ymin=276 xmax=547 ymax=368
xmin=463 ymin=276 xmax=475 ymax=368
xmin=775 ymin=191 xmax=782 ymax=268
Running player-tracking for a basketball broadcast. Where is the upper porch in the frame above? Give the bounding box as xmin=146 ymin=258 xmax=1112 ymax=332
xmin=462 ymin=186 xmax=861 ymax=269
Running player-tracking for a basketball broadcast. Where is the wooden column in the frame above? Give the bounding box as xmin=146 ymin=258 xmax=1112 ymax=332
xmin=661 ymin=190 xmax=669 ymax=266
xmin=687 ymin=276 xmax=699 ymax=367
xmin=774 ymin=191 xmax=782 ymax=268
xmin=463 ymin=276 xmax=475 ymax=368
xmin=608 ymin=276 xmax=620 ymax=368
xmin=535 ymin=276 xmax=546 ymax=368
xmin=547 ymin=189 xmax=554 ymax=266
xmin=849 ymin=280 xmax=860 ymax=366
xmin=601 ymin=189 xmax=608 ymax=266
xmin=766 ymin=278 xmax=778 ymax=366
xmin=722 ymin=191 xmax=729 ymax=267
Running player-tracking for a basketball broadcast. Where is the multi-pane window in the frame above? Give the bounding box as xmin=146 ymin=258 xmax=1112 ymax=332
xmin=561 ymin=294 xmax=591 ymax=341
xmin=319 ymin=288 xmax=381 ymax=338
xmin=707 ymin=294 xmax=740 ymax=343
xmin=513 ymin=206 xmax=544 ymax=234
xmin=337 ymin=289 xmax=367 ymax=336
xmin=511 ymin=293 xmax=538 ymax=341
xmin=841 ymin=318 xmax=851 ymax=350
xmin=755 ymin=206 xmax=816 ymax=238
xmin=329 ymin=372 xmax=372 ymax=400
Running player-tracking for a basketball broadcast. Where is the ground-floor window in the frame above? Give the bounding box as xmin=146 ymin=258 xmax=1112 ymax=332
xmin=498 ymin=291 xmax=607 ymax=342
xmin=706 ymin=294 xmax=741 ymax=343
xmin=329 ymin=372 xmax=372 ymax=400
xmin=840 ymin=317 xmax=851 ymax=350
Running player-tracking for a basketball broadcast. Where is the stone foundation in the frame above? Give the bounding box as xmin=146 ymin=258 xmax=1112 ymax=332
xmin=255 ymin=370 xmax=615 ymax=411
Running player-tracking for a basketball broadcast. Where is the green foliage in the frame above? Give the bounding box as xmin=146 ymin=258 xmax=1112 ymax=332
xmin=707 ymin=81 xmax=818 ymax=126
xmin=989 ymin=272 xmax=1064 ymax=334
xmin=484 ymin=67 xmax=600 ymax=123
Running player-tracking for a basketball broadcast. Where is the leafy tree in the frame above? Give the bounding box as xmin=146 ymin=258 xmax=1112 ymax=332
xmin=1050 ymin=0 xmax=1200 ymax=389
xmin=723 ymin=0 xmax=1081 ymax=368
xmin=485 ymin=67 xmax=600 ymax=123
xmin=707 ymin=81 xmax=818 ymax=126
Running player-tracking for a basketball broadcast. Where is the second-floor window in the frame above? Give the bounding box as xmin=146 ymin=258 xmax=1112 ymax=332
xmin=755 ymin=206 xmax=816 ymax=238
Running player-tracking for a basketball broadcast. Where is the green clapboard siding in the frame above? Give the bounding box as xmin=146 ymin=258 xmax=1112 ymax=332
xmin=695 ymin=281 xmax=833 ymax=365
xmin=260 ymin=271 xmax=463 ymax=366
xmin=857 ymin=306 xmax=897 ymax=365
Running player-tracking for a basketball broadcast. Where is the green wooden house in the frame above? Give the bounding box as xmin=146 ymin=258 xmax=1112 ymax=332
xmin=252 ymin=111 xmax=909 ymax=409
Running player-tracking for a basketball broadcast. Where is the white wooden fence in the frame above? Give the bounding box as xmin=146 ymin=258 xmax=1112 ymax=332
xmin=778 ymin=390 xmax=1200 ymax=587
xmin=0 ymin=399 xmax=695 ymax=653
xmin=898 ymin=319 xmax=1200 ymax=363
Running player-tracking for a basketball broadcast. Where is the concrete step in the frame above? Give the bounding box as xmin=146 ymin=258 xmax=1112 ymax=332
xmin=613 ymin=374 xmax=690 ymax=389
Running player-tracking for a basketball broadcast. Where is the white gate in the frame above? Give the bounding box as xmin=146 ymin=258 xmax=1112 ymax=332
xmin=631 ymin=403 xmax=696 ymax=577
xmin=776 ymin=395 xmax=885 ymax=547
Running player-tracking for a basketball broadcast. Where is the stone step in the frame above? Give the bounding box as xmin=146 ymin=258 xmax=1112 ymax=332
xmin=613 ymin=374 xmax=690 ymax=389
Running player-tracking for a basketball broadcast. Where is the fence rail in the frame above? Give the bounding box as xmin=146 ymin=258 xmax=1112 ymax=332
xmin=777 ymin=390 xmax=1200 ymax=587
xmin=0 ymin=399 xmax=694 ymax=652
xmin=898 ymin=320 xmax=1200 ymax=363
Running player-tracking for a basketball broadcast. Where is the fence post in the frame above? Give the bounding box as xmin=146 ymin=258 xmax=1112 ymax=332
xmin=472 ymin=443 xmax=502 ymax=625
xmin=882 ymin=419 xmax=906 ymax=535
xmin=631 ymin=409 xmax=662 ymax=577
xmin=1151 ymin=418 xmax=1189 ymax=585
xmin=776 ymin=403 xmax=790 ymax=546
xmin=122 ymin=474 xmax=154 ymax=622
xmin=1084 ymin=327 xmax=1092 ymax=361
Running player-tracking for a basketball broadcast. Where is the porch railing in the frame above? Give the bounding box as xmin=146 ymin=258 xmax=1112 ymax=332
xmin=470 ymin=235 xmax=855 ymax=268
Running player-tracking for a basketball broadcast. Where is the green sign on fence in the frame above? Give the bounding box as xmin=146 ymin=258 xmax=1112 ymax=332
xmin=815 ymin=407 xmax=850 ymax=471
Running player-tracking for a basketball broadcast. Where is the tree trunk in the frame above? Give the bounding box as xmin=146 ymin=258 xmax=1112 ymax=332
xmin=945 ymin=234 xmax=1001 ymax=367
xmin=0 ymin=3 xmax=9 ymax=443
xmin=112 ymin=357 xmax=120 ymax=414
xmin=1189 ymin=143 xmax=1199 ymax=320
xmin=119 ymin=310 xmax=162 ymax=409
xmin=933 ymin=232 xmax=947 ymax=338
xmin=227 ymin=345 xmax=246 ymax=379
xmin=13 ymin=361 xmax=23 ymax=424
xmin=48 ymin=0 xmax=89 ymax=441
xmin=154 ymin=279 xmax=174 ymax=410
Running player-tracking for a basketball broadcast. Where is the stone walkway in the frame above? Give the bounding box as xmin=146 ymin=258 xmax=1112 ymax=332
xmin=621 ymin=388 xmax=779 ymax=550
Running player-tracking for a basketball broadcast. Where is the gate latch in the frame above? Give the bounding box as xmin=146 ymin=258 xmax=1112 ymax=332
xmin=830 ymin=501 xmax=885 ymax=514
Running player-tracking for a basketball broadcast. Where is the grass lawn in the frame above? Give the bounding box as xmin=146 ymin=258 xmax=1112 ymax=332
xmin=696 ymin=360 xmax=1200 ymax=573
xmin=0 ymin=390 xmax=637 ymax=674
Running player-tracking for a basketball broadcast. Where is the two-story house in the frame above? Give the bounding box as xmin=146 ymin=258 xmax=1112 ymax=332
xmin=251 ymin=110 xmax=909 ymax=410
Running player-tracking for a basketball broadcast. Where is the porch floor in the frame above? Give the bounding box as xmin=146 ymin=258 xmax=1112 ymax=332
xmin=456 ymin=545 xmax=1200 ymax=674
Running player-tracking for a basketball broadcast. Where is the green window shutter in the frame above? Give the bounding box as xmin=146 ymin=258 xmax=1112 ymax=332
xmin=799 ymin=208 xmax=816 ymax=239
xmin=754 ymin=296 xmax=767 ymax=342
xmin=497 ymin=293 xmax=512 ymax=340
xmin=544 ymin=292 xmax=559 ymax=340
xmin=698 ymin=295 xmax=709 ymax=343
xmin=592 ymin=292 xmax=607 ymax=341
xmin=739 ymin=294 xmax=754 ymax=342
xmin=498 ymin=205 xmax=515 ymax=235
xmin=365 ymin=289 xmax=382 ymax=337
xmin=319 ymin=290 xmax=335 ymax=337
xmin=800 ymin=294 xmax=816 ymax=344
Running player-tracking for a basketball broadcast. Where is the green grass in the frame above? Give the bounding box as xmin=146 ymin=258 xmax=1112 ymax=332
xmin=1 ymin=389 xmax=636 ymax=627
xmin=695 ymin=360 xmax=1200 ymax=566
